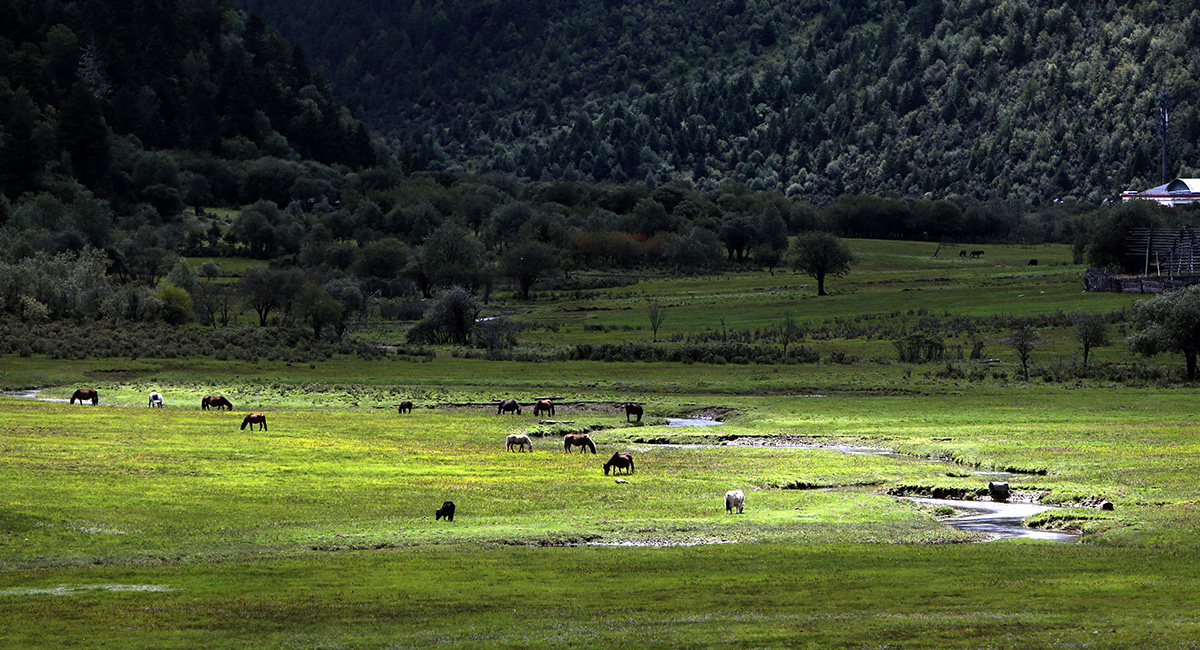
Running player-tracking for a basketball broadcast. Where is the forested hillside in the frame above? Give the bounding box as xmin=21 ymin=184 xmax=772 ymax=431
xmin=239 ymin=0 xmax=1200 ymax=204
xmin=0 ymin=0 xmax=389 ymax=216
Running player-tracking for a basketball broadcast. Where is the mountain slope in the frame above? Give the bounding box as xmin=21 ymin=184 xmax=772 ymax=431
xmin=240 ymin=0 xmax=1200 ymax=204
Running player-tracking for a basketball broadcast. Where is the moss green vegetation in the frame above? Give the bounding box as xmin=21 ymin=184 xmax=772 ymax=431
xmin=5 ymin=240 xmax=1200 ymax=648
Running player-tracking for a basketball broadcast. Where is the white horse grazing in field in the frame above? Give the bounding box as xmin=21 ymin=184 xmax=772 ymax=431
xmin=725 ymin=489 xmax=745 ymax=514
xmin=148 ymin=392 xmax=163 ymax=408
xmin=505 ymin=433 xmax=533 ymax=452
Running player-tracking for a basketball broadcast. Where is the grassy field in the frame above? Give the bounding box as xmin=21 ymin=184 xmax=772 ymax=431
xmin=3 ymin=239 xmax=1200 ymax=648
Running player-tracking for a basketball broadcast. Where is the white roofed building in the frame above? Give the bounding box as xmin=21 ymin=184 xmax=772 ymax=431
xmin=1121 ymin=178 xmax=1200 ymax=207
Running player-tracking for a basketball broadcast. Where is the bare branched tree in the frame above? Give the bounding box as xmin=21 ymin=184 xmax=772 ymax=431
xmin=647 ymin=301 xmax=668 ymax=342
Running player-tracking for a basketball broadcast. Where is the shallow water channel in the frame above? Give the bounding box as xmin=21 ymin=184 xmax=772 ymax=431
xmin=662 ymin=419 xmax=1078 ymax=543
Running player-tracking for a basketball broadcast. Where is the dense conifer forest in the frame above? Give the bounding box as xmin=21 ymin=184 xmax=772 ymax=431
xmin=239 ymin=0 xmax=1200 ymax=204
xmin=1 ymin=0 xmax=1197 ymax=347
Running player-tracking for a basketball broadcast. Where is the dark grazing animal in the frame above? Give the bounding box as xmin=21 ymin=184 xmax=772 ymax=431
xmin=435 ymin=501 xmax=456 ymax=521
xmin=533 ymin=399 xmax=554 ymax=416
xmin=148 ymin=392 xmax=163 ymax=408
xmin=603 ymin=452 xmax=635 ymax=475
xmin=563 ymin=434 xmax=596 ymax=454
xmin=1028 ymin=259 xmax=1038 ymax=266
xmin=202 ymin=395 xmax=233 ymax=411
xmin=70 ymin=389 xmax=98 ymax=405
xmin=397 ymin=401 xmax=413 ymax=414
xmin=623 ymin=403 xmax=643 ymax=422
xmin=969 ymin=250 xmax=984 ymax=259
xmin=240 ymin=413 xmax=267 ymax=431
xmin=959 ymin=249 xmax=967 ymax=258
xmin=497 ymin=399 xmax=522 ymax=415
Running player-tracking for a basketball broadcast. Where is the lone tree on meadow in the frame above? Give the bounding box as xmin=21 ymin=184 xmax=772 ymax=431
xmin=786 ymin=231 xmax=856 ymax=296
xmin=1005 ymin=324 xmax=1041 ymax=382
xmin=1128 ymin=285 xmax=1200 ymax=380
xmin=647 ymin=300 xmax=668 ymax=342
xmin=1073 ymin=311 xmax=1110 ymax=368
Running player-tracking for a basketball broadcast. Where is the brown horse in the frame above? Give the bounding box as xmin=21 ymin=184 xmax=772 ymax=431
xmin=623 ymin=403 xmax=643 ymax=422
xmin=240 ymin=413 xmax=267 ymax=431
xmin=70 ymin=389 xmax=98 ymax=405
xmin=603 ymin=452 xmax=634 ymax=475
xmin=533 ymin=399 xmax=554 ymax=416
xmin=398 ymin=401 xmax=414 ymax=414
xmin=202 ymin=395 xmax=233 ymax=411
xmin=497 ymin=399 xmax=522 ymax=415
xmin=563 ymin=434 xmax=596 ymax=454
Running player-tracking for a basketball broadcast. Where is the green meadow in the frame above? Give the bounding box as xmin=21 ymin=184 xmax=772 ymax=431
xmin=4 ymin=240 xmax=1200 ymax=648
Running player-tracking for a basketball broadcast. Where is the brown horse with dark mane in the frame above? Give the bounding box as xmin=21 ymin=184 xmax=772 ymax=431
xmin=202 ymin=395 xmax=233 ymax=411
xmin=240 ymin=413 xmax=267 ymax=431
xmin=563 ymin=434 xmax=596 ymax=454
xmin=497 ymin=399 xmax=522 ymax=415
xmin=533 ymin=399 xmax=554 ymax=416
xmin=398 ymin=401 xmax=414 ymax=414
xmin=603 ymin=452 xmax=634 ymax=475
xmin=70 ymin=389 xmax=98 ymax=405
xmin=623 ymin=403 xmax=643 ymax=422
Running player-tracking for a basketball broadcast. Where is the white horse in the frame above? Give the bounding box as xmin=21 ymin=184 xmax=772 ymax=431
xmin=148 ymin=392 xmax=163 ymax=408
xmin=505 ymin=433 xmax=533 ymax=452
xmin=725 ymin=489 xmax=745 ymax=514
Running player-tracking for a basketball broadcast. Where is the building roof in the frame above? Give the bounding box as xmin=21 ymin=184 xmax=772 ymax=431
xmin=1121 ymin=178 xmax=1200 ymax=205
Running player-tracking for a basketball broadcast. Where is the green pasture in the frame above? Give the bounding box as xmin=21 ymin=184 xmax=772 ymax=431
xmin=4 ymin=378 xmax=1200 ymax=647
xmin=5 ymin=237 xmax=1200 ymax=647
xmin=503 ymin=240 xmax=1139 ymax=350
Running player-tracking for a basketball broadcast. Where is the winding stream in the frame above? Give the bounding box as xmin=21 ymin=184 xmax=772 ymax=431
xmin=663 ymin=420 xmax=1077 ymax=543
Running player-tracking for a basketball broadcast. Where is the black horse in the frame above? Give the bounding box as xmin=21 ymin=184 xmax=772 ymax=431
xmin=70 ymin=389 xmax=98 ymax=405
xmin=623 ymin=403 xmax=643 ymax=422
xmin=603 ymin=452 xmax=635 ymax=475
xmin=435 ymin=501 xmax=456 ymax=521
xmin=398 ymin=401 xmax=414 ymax=414
xmin=497 ymin=399 xmax=522 ymax=415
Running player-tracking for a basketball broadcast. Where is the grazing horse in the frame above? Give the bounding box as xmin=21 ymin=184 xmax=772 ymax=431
xmin=603 ymin=452 xmax=635 ymax=475
xmin=1028 ymin=259 xmax=1038 ymax=266
xmin=435 ymin=501 xmax=456 ymax=521
xmin=202 ymin=395 xmax=233 ymax=411
xmin=497 ymin=399 xmax=522 ymax=415
xmin=70 ymin=389 xmax=98 ymax=405
xmin=969 ymin=250 xmax=985 ymax=259
xmin=623 ymin=403 xmax=643 ymax=422
xmin=563 ymin=434 xmax=596 ymax=454
xmin=533 ymin=399 xmax=555 ymax=416
xmin=959 ymin=249 xmax=967 ymax=258
xmin=397 ymin=401 xmax=414 ymax=414
xmin=505 ymin=433 xmax=533 ymax=452
xmin=725 ymin=489 xmax=745 ymax=514
xmin=240 ymin=413 xmax=267 ymax=431
xmin=148 ymin=392 xmax=163 ymax=408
